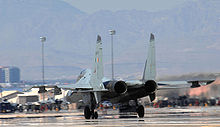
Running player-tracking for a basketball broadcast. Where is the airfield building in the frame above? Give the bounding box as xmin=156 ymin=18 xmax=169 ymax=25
xmin=0 ymin=66 xmax=20 ymax=83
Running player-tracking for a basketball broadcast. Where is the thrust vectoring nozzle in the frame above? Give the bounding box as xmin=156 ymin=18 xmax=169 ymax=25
xmin=104 ymin=81 xmax=127 ymax=94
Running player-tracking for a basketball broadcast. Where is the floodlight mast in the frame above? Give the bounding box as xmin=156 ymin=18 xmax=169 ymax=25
xmin=40 ymin=36 xmax=46 ymax=101
xmin=109 ymin=30 xmax=116 ymax=80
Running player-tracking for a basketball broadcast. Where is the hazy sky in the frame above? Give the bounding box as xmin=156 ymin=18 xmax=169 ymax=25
xmin=63 ymin=0 xmax=189 ymax=13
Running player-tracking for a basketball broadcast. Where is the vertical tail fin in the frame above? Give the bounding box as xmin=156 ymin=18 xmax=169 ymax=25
xmin=142 ymin=33 xmax=156 ymax=81
xmin=90 ymin=35 xmax=104 ymax=90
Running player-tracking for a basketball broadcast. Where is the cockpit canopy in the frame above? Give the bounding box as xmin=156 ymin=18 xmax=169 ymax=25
xmin=76 ymin=69 xmax=91 ymax=82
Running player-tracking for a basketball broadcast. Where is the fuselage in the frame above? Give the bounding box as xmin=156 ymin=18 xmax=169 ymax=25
xmin=66 ymin=69 xmax=157 ymax=104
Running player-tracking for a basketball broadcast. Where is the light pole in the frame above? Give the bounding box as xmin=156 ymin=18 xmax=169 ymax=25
xmin=40 ymin=36 xmax=46 ymax=85
xmin=0 ymin=85 xmax=2 ymax=102
xmin=109 ymin=30 xmax=116 ymax=80
xmin=40 ymin=36 xmax=46 ymax=101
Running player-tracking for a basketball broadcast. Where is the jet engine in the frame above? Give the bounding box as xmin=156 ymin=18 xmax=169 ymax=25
xmin=105 ymin=81 xmax=127 ymax=94
xmin=144 ymin=80 xmax=158 ymax=93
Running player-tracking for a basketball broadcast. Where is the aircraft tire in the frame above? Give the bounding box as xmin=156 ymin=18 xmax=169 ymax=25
xmin=137 ymin=105 xmax=144 ymax=118
xmin=84 ymin=106 xmax=91 ymax=119
xmin=94 ymin=111 xmax=98 ymax=119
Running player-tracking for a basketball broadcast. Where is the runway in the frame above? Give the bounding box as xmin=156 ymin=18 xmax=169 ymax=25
xmin=1 ymin=107 xmax=220 ymax=127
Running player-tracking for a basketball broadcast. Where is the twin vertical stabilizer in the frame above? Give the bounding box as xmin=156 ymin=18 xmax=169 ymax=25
xmin=90 ymin=35 xmax=104 ymax=90
xmin=142 ymin=33 xmax=156 ymax=81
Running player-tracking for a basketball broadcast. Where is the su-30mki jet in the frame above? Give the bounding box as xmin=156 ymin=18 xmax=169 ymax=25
xmin=63 ymin=33 xmax=215 ymax=119
xmin=33 ymin=34 xmax=215 ymax=119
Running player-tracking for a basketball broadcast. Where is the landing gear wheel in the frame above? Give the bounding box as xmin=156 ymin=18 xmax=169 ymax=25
xmin=137 ymin=105 xmax=144 ymax=118
xmin=84 ymin=106 xmax=91 ymax=119
xmin=91 ymin=109 xmax=95 ymax=119
xmin=91 ymin=110 xmax=98 ymax=119
xmin=94 ymin=111 xmax=98 ymax=119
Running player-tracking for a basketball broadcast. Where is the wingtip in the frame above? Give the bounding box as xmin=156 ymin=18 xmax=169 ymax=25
xmin=150 ymin=33 xmax=154 ymax=41
xmin=97 ymin=35 xmax=101 ymax=42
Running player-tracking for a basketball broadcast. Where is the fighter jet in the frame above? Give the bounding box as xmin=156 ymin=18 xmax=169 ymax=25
xmin=33 ymin=34 xmax=214 ymax=119
xmin=63 ymin=34 xmax=215 ymax=119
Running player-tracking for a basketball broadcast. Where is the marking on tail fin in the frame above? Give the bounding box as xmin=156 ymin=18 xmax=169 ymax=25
xmin=97 ymin=57 xmax=99 ymax=63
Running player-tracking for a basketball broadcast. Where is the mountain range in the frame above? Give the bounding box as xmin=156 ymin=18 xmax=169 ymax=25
xmin=0 ymin=0 xmax=219 ymax=80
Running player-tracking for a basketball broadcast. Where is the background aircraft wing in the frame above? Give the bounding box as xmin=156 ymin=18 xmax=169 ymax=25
xmin=70 ymin=89 xmax=109 ymax=93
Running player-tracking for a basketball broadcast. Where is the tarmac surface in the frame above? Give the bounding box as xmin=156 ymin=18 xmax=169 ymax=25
xmin=1 ymin=107 xmax=220 ymax=127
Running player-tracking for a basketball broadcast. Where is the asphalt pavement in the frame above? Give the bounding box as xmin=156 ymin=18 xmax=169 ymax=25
xmin=0 ymin=107 xmax=220 ymax=127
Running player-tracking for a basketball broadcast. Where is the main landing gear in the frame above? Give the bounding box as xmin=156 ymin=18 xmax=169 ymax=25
xmin=84 ymin=106 xmax=98 ymax=119
xmin=136 ymin=105 xmax=144 ymax=118
xmin=119 ymin=100 xmax=145 ymax=118
xmin=82 ymin=92 xmax=99 ymax=119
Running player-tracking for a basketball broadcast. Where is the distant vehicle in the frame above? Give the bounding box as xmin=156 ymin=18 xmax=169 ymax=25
xmin=25 ymin=102 xmax=34 ymax=112
xmin=17 ymin=104 xmax=24 ymax=112
xmin=0 ymin=100 xmax=17 ymax=113
xmin=159 ymin=100 xmax=169 ymax=108
xmin=208 ymin=99 xmax=216 ymax=106
xmin=102 ymin=101 xmax=112 ymax=108
xmin=54 ymin=99 xmax=62 ymax=111
xmin=77 ymin=100 xmax=85 ymax=109
xmin=25 ymin=102 xmax=42 ymax=113
xmin=60 ymin=100 xmax=70 ymax=110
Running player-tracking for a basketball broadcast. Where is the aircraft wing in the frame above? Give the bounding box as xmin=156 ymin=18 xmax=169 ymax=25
xmin=157 ymin=79 xmax=215 ymax=90
xmin=125 ymin=79 xmax=215 ymax=90
xmin=57 ymin=84 xmax=108 ymax=93
xmin=27 ymin=84 xmax=109 ymax=93
xmin=70 ymin=89 xmax=109 ymax=93
xmin=56 ymin=84 xmax=77 ymax=90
